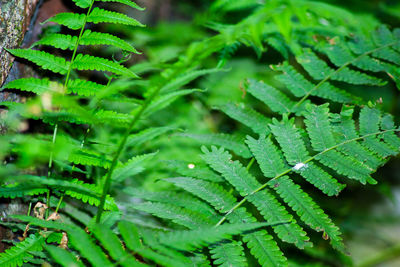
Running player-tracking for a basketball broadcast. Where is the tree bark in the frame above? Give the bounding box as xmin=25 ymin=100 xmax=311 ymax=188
xmin=0 ymin=0 xmax=40 ymax=87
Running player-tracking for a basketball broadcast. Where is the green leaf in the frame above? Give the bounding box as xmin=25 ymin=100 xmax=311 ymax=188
xmin=118 ymin=221 xmax=142 ymax=251
xmin=211 ymin=241 xmax=248 ymax=267
xmin=32 ymin=33 xmax=77 ymax=50
xmin=216 ymin=102 xmax=270 ymax=135
xmin=72 ymin=0 xmax=91 ymax=8
xmin=45 ymin=13 xmax=86 ymax=30
xmin=179 ymin=133 xmax=252 ymax=158
xmin=201 ymin=146 xmax=311 ymax=248
xmin=80 ymin=30 xmax=140 ymax=53
xmin=0 ymin=234 xmax=45 ymax=267
xmin=7 ymin=49 xmax=69 ymax=74
xmin=72 ymin=54 xmax=138 ymax=78
xmin=0 ymin=183 xmax=47 ymax=199
xmin=68 ymin=79 xmax=107 ymax=96
xmin=126 ymin=126 xmax=176 ymax=148
xmin=2 ymin=78 xmax=62 ymax=95
xmin=158 ymin=222 xmax=271 ymax=251
xmin=88 ymin=8 xmax=144 ymax=27
xmin=97 ymin=0 xmax=145 ymax=10
xmin=45 ymin=246 xmax=84 ymax=267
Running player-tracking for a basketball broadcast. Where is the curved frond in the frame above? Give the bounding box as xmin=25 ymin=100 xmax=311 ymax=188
xmin=32 ymin=34 xmax=77 ymax=50
xmin=80 ymin=30 xmax=139 ymax=53
xmin=45 ymin=13 xmax=86 ymax=30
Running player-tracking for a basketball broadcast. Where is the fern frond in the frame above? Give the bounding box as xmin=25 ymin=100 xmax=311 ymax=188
xmin=381 ymin=114 xmax=400 ymax=149
xmin=165 ymin=177 xmax=236 ymax=213
xmin=2 ymin=78 xmax=61 ymax=95
xmin=246 ymin=79 xmax=298 ymax=114
xmin=88 ymin=8 xmax=144 ymax=27
xmin=112 ymin=152 xmax=156 ymax=182
xmin=90 ymin=224 xmax=136 ymax=266
xmin=0 ymin=234 xmax=45 ymax=267
xmin=158 ymin=222 xmax=270 ymax=251
xmin=179 ymin=133 xmax=252 ymax=158
xmin=32 ymin=34 xmax=77 ymax=50
xmin=124 ymin=187 xmax=216 ymax=218
xmin=146 ymin=89 xmax=203 ymax=116
xmin=216 ymin=102 xmax=271 ymax=135
xmin=159 ymin=68 xmax=223 ymax=93
xmin=14 ymin=176 xmax=117 ymax=210
xmin=68 ymin=79 xmax=106 ymax=97
xmin=133 ymin=202 xmax=210 ymax=229
xmin=359 ymin=107 xmax=398 ymax=157
xmin=210 ymin=241 xmax=248 ymax=267
xmin=0 ymin=183 xmax=47 ymax=199
xmin=269 ymin=117 xmax=346 ymax=195
xmin=164 ymin=160 xmax=224 ymax=182
xmin=201 ymin=146 xmax=311 ymax=248
xmin=45 ymin=13 xmax=86 ymax=30
xmin=80 ymin=30 xmax=139 ymax=53
xmin=68 ymin=149 xmax=112 ymax=169
xmin=72 ymin=54 xmax=138 ymax=78
xmin=7 ymin=49 xmax=70 ymax=75
xmin=274 ymin=63 xmax=358 ymax=103
xmin=45 ymin=246 xmax=84 ymax=267
xmin=72 ymin=0 xmax=91 ymax=8
xmin=126 ymin=126 xmax=176 ymax=148
xmin=97 ymin=0 xmax=144 ymax=10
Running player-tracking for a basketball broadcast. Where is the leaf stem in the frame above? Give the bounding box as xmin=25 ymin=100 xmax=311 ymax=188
xmin=215 ymin=129 xmax=400 ymax=226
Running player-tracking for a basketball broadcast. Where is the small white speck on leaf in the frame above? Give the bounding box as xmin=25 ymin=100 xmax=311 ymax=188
xmin=293 ymin=162 xmax=307 ymax=171
xmin=188 ymin=163 xmax=195 ymax=169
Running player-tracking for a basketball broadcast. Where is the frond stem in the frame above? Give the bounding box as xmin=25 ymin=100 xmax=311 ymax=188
xmin=215 ymin=128 xmax=400 ymax=226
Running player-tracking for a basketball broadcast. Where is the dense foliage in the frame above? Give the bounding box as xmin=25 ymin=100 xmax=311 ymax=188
xmin=1 ymin=0 xmax=400 ymax=266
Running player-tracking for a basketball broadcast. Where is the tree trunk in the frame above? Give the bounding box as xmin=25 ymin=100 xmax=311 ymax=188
xmin=0 ymin=0 xmax=40 ymax=87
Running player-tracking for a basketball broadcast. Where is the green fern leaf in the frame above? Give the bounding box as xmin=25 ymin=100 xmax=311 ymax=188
xmin=124 ymin=188 xmax=217 ymax=218
xmin=160 ymin=68 xmax=223 ymax=93
xmin=68 ymin=149 xmax=112 ymax=169
xmin=201 ymin=146 xmax=311 ymax=248
xmin=91 ymin=224 xmax=135 ymax=266
xmin=2 ymin=78 xmax=62 ymax=95
xmin=274 ymin=63 xmax=358 ymax=103
xmin=133 ymin=202 xmax=211 ymax=229
xmin=88 ymin=8 xmax=144 ymax=27
xmin=80 ymin=30 xmax=139 ymax=53
xmin=7 ymin=49 xmax=69 ymax=75
xmin=72 ymin=54 xmax=138 ymax=77
xmin=229 ymin=208 xmax=288 ymax=267
xmin=246 ymin=79 xmax=297 ymax=114
xmin=45 ymin=246 xmax=84 ymax=267
xmin=158 ymin=222 xmax=270 ymax=251
xmin=68 ymin=79 xmax=107 ymax=96
xmin=269 ymin=118 xmax=345 ymax=195
xmin=359 ymin=107 xmax=399 ymax=157
xmin=112 ymin=152 xmax=157 ymax=182
xmin=72 ymin=0 xmax=91 ymax=8
xmin=97 ymin=0 xmax=145 ymax=10
xmin=216 ymin=102 xmax=271 ymax=135
xmin=118 ymin=221 xmax=142 ymax=251
xmin=381 ymin=114 xmax=400 ymax=149
xmin=297 ymin=49 xmax=385 ymax=86
xmin=0 ymin=234 xmax=45 ymax=267
xmin=165 ymin=177 xmax=236 ymax=213
xmin=45 ymin=13 xmax=86 ymax=30
xmin=179 ymin=133 xmax=252 ymax=158
xmin=269 ymin=176 xmax=345 ymax=252
xmin=126 ymin=126 xmax=176 ymax=148
xmin=32 ymin=34 xmax=77 ymax=50
xmin=164 ymin=160 xmax=224 ymax=182
xmin=331 ymin=108 xmax=383 ymax=170
xmin=145 ymin=89 xmax=203 ymax=116
xmin=211 ymin=241 xmax=248 ymax=267
xmin=0 ymin=183 xmax=47 ymax=199
xmin=304 ymin=104 xmax=374 ymax=184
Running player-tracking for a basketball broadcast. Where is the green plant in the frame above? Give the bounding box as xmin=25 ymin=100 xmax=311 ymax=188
xmin=0 ymin=0 xmax=400 ymax=266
